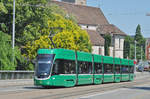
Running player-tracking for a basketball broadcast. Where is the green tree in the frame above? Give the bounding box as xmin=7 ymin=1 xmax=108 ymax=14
xmin=135 ymin=24 xmax=143 ymax=42
xmin=104 ymin=34 xmax=111 ymax=56
xmin=134 ymin=24 xmax=146 ymax=61
xmin=0 ymin=0 xmax=92 ymax=70
xmin=0 ymin=31 xmax=23 ymax=70
xmin=124 ymin=36 xmax=134 ymax=59
xmin=24 ymin=14 xmax=92 ymax=60
xmin=0 ymin=0 xmax=53 ymax=46
xmin=0 ymin=0 xmax=55 ymax=70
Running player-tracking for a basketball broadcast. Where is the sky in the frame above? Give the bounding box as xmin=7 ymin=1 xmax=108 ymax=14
xmin=87 ymin=0 xmax=150 ymax=38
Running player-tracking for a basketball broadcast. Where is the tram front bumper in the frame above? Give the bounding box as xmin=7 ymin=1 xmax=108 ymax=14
xmin=34 ymin=78 xmax=53 ymax=86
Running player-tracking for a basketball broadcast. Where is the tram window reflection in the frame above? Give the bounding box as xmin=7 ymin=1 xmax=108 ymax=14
xmin=94 ymin=63 xmax=102 ymax=74
xmin=104 ymin=64 xmax=113 ymax=74
xmin=121 ymin=66 xmax=129 ymax=74
xmin=78 ymin=61 xmax=92 ymax=74
xmin=129 ymin=66 xmax=134 ymax=73
xmin=52 ymin=59 xmax=76 ymax=75
xmin=115 ymin=65 xmax=120 ymax=74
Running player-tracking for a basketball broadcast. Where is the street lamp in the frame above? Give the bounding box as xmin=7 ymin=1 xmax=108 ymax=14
xmin=141 ymin=45 xmax=143 ymax=61
xmin=12 ymin=0 xmax=15 ymax=49
xmin=12 ymin=0 xmax=16 ymax=66
xmin=134 ymin=40 xmax=137 ymax=62
xmin=134 ymin=40 xmax=137 ymax=72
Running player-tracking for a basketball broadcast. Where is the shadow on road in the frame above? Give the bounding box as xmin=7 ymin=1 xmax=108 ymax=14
xmin=24 ymin=86 xmax=67 ymax=89
xmin=24 ymin=86 xmax=44 ymax=89
xmin=129 ymin=87 xmax=150 ymax=91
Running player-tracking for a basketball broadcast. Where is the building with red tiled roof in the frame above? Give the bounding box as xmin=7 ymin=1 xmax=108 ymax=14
xmin=51 ymin=0 xmax=127 ymax=58
xmin=86 ymin=30 xmax=104 ymax=46
xmin=86 ymin=30 xmax=105 ymax=55
xmin=146 ymin=38 xmax=150 ymax=61
xmin=52 ymin=1 xmax=109 ymax=25
xmin=97 ymin=24 xmax=126 ymax=58
xmin=97 ymin=24 xmax=126 ymax=36
xmin=62 ymin=0 xmax=87 ymax=5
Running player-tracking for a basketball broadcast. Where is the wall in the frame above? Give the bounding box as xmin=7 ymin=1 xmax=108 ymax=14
xmin=76 ymin=0 xmax=86 ymax=5
xmin=79 ymin=24 xmax=97 ymax=30
xmin=62 ymin=0 xmax=86 ymax=5
xmin=92 ymin=46 xmax=104 ymax=55
xmin=62 ymin=0 xmax=75 ymax=3
xmin=0 ymin=71 xmax=34 ymax=80
xmin=114 ymin=35 xmax=124 ymax=58
xmin=109 ymin=46 xmax=113 ymax=57
xmin=146 ymin=44 xmax=150 ymax=60
xmin=109 ymin=35 xmax=124 ymax=58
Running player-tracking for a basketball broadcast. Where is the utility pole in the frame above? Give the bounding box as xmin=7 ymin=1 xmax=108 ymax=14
xmin=141 ymin=45 xmax=143 ymax=61
xmin=12 ymin=0 xmax=15 ymax=49
xmin=12 ymin=0 xmax=16 ymax=66
xmin=134 ymin=40 xmax=137 ymax=61
xmin=134 ymin=40 xmax=137 ymax=72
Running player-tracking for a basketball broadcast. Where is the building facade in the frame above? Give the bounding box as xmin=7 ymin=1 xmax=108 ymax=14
xmin=97 ymin=24 xmax=126 ymax=58
xmin=52 ymin=0 xmax=126 ymax=58
xmin=146 ymin=44 xmax=150 ymax=60
xmin=62 ymin=0 xmax=86 ymax=5
xmin=146 ymin=38 xmax=150 ymax=61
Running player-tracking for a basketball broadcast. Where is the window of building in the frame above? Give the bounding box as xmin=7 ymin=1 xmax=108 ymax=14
xmin=94 ymin=63 xmax=102 ymax=74
xmin=78 ymin=61 xmax=92 ymax=74
xmin=99 ymin=48 xmax=102 ymax=55
xmin=104 ymin=64 xmax=113 ymax=74
xmin=119 ymin=38 xmax=121 ymax=49
xmin=87 ymin=26 xmax=89 ymax=29
xmin=62 ymin=0 xmax=75 ymax=3
xmin=80 ymin=1 xmax=84 ymax=4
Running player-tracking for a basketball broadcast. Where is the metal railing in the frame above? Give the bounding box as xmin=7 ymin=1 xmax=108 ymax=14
xmin=0 ymin=71 xmax=34 ymax=80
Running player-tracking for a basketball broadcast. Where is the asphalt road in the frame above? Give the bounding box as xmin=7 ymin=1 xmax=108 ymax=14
xmin=79 ymin=83 xmax=150 ymax=99
xmin=0 ymin=72 xmax=150 ymax=99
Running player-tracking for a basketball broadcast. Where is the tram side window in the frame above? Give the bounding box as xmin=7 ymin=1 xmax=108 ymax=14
xmin=130 ymin=66 xmax=134 ymax=73
xmin=121 ymin=66 xmax=129 ymax=74
xmin=78 ymin=61 xmax=92 ymax=74
xmin=115 ymin=65 xmax=120 ymax=74
xmin=52 ymin=59 xmax=76 ymax=74
xmin=104 ymin=64 xmax=113 ymax=74
xmin=95 ymin=63 xmax=102 ymax=74
xmin=64 ymin=60 xmax=76 ymax=74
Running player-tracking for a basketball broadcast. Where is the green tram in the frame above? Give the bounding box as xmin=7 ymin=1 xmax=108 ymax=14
xmin=34 ymin=48 xmax=134 ymax=87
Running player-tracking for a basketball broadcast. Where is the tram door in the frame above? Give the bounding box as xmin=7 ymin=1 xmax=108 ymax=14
xmin=77 ymin=61 xmax=93 ymax=85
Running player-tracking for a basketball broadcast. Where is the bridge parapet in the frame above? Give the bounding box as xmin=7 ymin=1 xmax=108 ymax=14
xmin=0 ymin=71 xmax=34 ymax=80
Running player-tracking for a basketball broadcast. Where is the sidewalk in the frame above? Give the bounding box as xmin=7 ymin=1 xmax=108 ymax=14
xmin=134 ymin=71 xmax=150 ymax=79
xmin=0 ymin=79 xmax=33 ymax=87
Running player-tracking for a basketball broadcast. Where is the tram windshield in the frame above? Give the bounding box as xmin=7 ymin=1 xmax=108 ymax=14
xmin=36 ymin=54 xmax=55 ymax=78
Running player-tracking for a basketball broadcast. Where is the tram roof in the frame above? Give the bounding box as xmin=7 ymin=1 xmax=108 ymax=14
xmin=103 ymin=56 xmax=114 ymax=64
xmin=129 ymin=59 xmax=134 ymax=66
xmin=76 ymin=51 xmax=92 ymax=62
xmin=121 ymin=58 xmax=129 ymax=66
xmin=38 ymin=49 xmax=76 ymax=60
xmin=114 ymin=57 xmax=121 ymax=65
xmin=93 ymin=54 xmax=102 ymax=63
